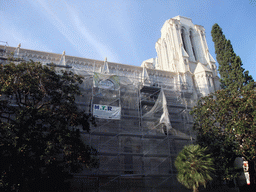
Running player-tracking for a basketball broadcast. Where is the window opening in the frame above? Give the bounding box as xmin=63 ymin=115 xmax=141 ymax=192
xmin=208 ymin=78 xmax=211 ymax=87
xmin=189 ymin=31 xmax=197 ymax=61
xmin=181 ymin=28 xmax=187 ymax=52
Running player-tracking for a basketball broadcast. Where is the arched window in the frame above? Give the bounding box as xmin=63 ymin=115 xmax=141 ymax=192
xmin=181 ymin=28 xmax=187 ymax=52
xmin=189 ymin=30 xmax=197 ymax=61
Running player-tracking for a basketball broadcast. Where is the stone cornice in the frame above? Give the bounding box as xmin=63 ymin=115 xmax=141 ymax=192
xmin=1 ymin=45 xmax=179 ymax=80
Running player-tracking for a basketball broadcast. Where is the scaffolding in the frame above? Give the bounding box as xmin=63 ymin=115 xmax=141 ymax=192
xmin=0 ymin=45 xmax=196 ymax=191
xmin=70 ymin=63 xmax=196 ymax=192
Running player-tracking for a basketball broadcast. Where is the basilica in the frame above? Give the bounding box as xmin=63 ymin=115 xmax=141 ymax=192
xmin=0 ymin=16 xmax=219 ymax=191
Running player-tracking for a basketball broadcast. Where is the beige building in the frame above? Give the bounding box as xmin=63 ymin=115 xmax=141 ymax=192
xmin=0 ymin=16 xmax=219 ymax=191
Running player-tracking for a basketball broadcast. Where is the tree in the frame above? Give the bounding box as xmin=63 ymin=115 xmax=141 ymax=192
xmin=191 ymin=24 xmax=256 ymax=185
xmin=211 ymin=24 xmax=255 ymax=184
xmin=211 ymin=23 xmax=253 ymax=92
xmin=196 ymin=129 xmax=238 ymax=184
xmin=0 ymin=60 xmax=98 ymax=191
xmin=192 ymin=87 xmax=256 ymax=184
xmin=175 ymin=144 xmax=214 ymax=192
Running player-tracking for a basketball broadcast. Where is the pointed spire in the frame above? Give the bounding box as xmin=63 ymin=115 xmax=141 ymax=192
xmin=14 ymin=43 xmax=21 ymax=58
xmin=142 ymin=66 xmax=150 ymax=83
xmin=101 ymin=57 xmax=109 ymax=74
xmin=59 ymin=51 xmax=66 ymax=66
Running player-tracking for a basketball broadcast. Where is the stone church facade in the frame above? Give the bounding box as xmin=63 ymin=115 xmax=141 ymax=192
xmin=142 ymin=16 xmax=219 ymax=97
xmin=0 ymin=16 xmax=219 ymax=191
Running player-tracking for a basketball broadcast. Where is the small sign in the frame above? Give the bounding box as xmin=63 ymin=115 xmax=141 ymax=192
xmin=93 ymin=104 xmax=121 ymax=120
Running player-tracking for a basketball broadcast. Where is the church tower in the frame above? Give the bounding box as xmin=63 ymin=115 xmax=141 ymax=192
xmin=142 ymin=16 xmax=220 ymax=97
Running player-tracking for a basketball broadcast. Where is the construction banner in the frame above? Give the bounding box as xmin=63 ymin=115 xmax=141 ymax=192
xmin=93 ymin=72 xmax=119 ymax=90
xmin=93 ymin=104 xmax=121 ymax=120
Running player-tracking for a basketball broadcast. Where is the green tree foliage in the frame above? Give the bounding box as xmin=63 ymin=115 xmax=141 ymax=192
xmin=0 ymin=60 xmax=98 ymax=191
xmin=211 ymin=23 xmax=253 ymax=92
xmin=192 ymin=88 xmax=256 ymax=159
xmin=191 ymin=23 xmax=256 ymax=184
xmin=175 ymin=144 xmax=214 ymax=192
xmin=191 ymin=89 xmax=256 ymax=182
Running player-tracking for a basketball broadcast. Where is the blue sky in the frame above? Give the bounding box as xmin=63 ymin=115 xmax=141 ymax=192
xmin=1 ymin=0 xmax=256 ymax=79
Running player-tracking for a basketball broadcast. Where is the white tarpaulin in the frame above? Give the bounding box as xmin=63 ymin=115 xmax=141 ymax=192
xmin=93 ymin=104 xmax=121 ymax=120
xmin=143 ymin=89 xmax=173 ymax=134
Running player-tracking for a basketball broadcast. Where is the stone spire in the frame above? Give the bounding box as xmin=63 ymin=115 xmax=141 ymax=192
xmin=101 ymin=57 xmax=109 ymax=74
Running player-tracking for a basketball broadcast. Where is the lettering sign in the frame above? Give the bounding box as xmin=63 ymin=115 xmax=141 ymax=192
xmin=93 ymin=104 xmax=121 ymax=119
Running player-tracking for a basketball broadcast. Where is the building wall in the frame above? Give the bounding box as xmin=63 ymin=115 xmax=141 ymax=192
xmin=0 ymin=15 xmax=219 ymax=191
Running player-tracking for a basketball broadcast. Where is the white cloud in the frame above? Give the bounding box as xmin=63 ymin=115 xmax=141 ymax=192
xmin=27 ymin=0 xmax=119 ymax=62
xmin=65 ymin=3 xmax=119 ymax=61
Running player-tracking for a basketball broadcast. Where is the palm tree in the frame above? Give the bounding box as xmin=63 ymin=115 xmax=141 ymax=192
xmin=175 ymin=144 xmax=215 ymax=192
